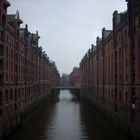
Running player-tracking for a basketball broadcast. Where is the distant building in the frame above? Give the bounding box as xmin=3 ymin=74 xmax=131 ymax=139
xmin=69 ymin=67 xmax=80 ymax=88
xmin=60 ymin=73 xmax=70 ymax=87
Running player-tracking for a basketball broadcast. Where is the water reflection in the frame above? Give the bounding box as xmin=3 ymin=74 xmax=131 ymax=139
xmin=7 ymin=90 xmax=122 ymax=140
xmin=45 ymin=90 xmax=85 ymax=140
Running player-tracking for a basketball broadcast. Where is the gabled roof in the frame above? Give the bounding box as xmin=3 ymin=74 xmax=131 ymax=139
xmin=7 ymin=14 xmax=15 ymax=22
xmin=102 ymin=28 xmax=112 ymax=40
xmin=113 ymin=10 xmax=128 ymax=26
xmin=7 ymin=11 xmax=23 ymax=24
xmin=19 ymin=25 xmax=30 ymax=39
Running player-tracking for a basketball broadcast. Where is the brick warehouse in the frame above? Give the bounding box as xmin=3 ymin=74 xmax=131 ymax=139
xmin=69 ymin=67 xmax=80 ymax=88
xmin=80 ymin=0 xmax=140 ymax=139
xmin=0 ymin=0 xmax=60 ymax=139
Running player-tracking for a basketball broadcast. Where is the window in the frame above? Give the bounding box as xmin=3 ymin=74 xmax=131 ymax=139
xmin=18 ymin=88 xmax=20 ymax=98
xmin=10 ymin=89 xmax=13 ymax=101
xmin=118 ymin=34 xmax=121 ymax=44
xmin=0 ymin=75 xmax=2 ymax=85
xmin=0 ymin=110 xmax=2 ymax=120
xmin=0 ymin=60 xmax=2 ymax=71
xmin=138 ymin=17 xmax=140 ymax=29
xmin=5 ymin=72 xmax=8 ymax=82
xmin=125 ymin=44 xmax=127 ymax=55
xmin=125 ymin=73 xmax=128 ymax=82
xmin=0 ymin=45 xmax=3 ymax=56
xmin=2 ymin=14 xmax=6 ymax=28
xmin=139 ymin=36 xmax=140 ymax=75
xmin=119 ymin=91 xmax=122 ymax=103
xmin=14 ymin=103 xmax=17 ymax=110
xmin=22 ymin=88 xmax=24 ymax=97
xmin=5 ymin=90 xmax=8 ymax=102
xmin=125 ymin=59 xmax=128 ymax=67
xmin=15 ymin=89 xmax=17 ymax=101
xmin=0 ymin=91 xmax=2 ymax=106
xmin=125 ymin=92 xmax=128 ymax=105
xmin=0 ymin=10 xmax=1 ymax=18
xmin=124 ymin=29 xmax=126 ymax=37
xmin=1 ymin=31 xmax=4 ymax=42
xmin=119 ymin=48 xmax=121 ymax=58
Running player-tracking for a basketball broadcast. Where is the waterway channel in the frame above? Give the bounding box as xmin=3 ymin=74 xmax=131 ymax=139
xmin=7 ymin=90 xmax=123 ymax=140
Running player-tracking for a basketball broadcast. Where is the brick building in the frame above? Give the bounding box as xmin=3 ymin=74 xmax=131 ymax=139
xmin=0 ymin=0 xmax=10 ymax=137
xmin=80 ymin=1 xmax=140 ymax=139
xmin=0 ymin=1 xmax=60 ymax=139
xmin=69 ymin=67 xmax=80 ymax=87
xmin=126 ymin=0 xmax=140 ymax=124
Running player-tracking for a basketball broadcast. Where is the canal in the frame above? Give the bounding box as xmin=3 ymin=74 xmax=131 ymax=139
xmin=7 ymin=90 xmax=123 ymax=140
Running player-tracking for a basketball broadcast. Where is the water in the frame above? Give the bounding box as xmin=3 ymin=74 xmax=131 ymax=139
xmin=7 ymin=90 xmax=122 ymax=140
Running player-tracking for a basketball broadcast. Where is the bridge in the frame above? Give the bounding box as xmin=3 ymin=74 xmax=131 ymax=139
xmin=54 ymin=86 xmax=80 ymax=90
xmin=52 ymin=86 xmax=80 ymax=98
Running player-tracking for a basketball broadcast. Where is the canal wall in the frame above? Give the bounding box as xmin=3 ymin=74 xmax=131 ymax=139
xmin=80 ymin=92 xmax=140 ymax=140
xmin=2 ymin=91 xmax=53 ymax=140
xmin=21 ymin=92 xmax=53 ymax=125
xmin=70 ymin=89 xmax=80 ymax=99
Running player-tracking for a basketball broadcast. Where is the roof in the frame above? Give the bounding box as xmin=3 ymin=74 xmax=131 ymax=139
xmin=32 ymin=33 xmax=40 ymax=41
xmin=19 ymin=26 xmax=30 ymax=39
xmin=7 ymin=14 xmax=15 ymax=22
xmin=102 ymin=28 xmax=112 ymax=40
xmin=120 ymin=10 xmax=128 ymax=22
xmin=7 ymin=11 xmax=23 ymax=24
xmin=113 ymin=10 xmax=128 ymax=26
xmin=19 ymin=30 xmax=25 ymax=38
xmin=96 ymin=37 xmax=102 ymax=47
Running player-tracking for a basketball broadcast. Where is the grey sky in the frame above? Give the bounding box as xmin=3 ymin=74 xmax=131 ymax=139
xmin=8 ymin=0 xmax=127 ymax=75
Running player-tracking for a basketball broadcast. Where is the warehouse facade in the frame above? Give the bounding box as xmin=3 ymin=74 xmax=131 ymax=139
xmin=80 ymin=0 xmax=140 ymax=138
xmin=0 ymin=1 xmax=60 ymax=138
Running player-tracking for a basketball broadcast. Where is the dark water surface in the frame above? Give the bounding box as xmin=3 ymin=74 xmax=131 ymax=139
xmin=7 ymin=90 xmax=122 ymax=140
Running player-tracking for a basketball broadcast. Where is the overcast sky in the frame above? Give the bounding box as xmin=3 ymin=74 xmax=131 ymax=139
xmin=8 ymin=0 xmax=127 ymax=75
